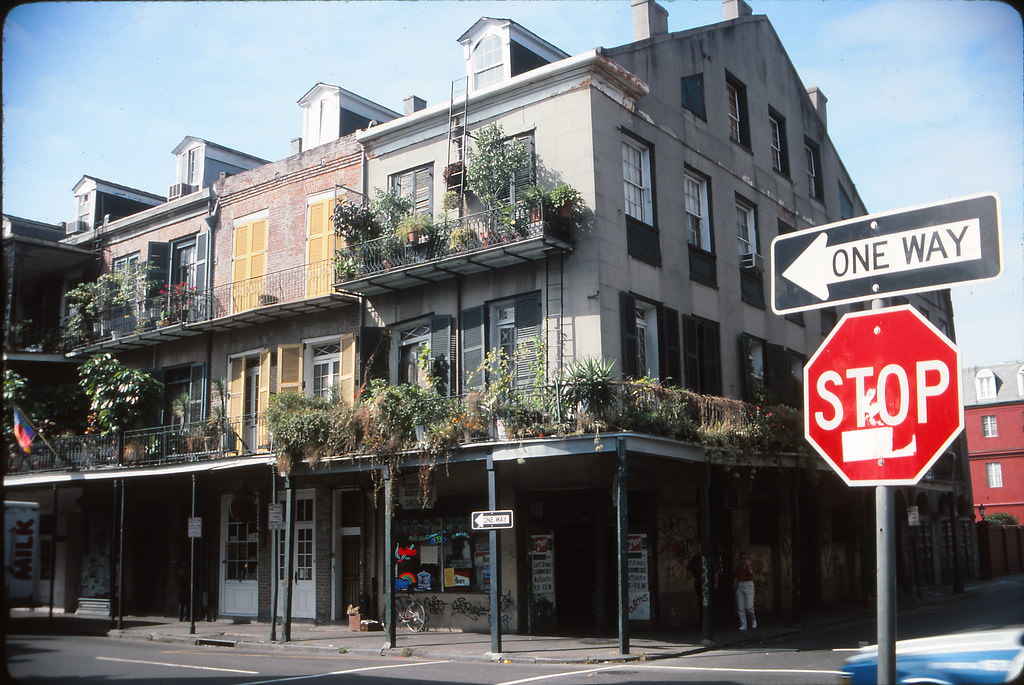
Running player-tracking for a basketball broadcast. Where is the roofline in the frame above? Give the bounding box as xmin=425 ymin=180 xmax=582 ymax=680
xmin=72 ymin=175 xmax=166 ymax=202
xmin=357 ymin=48 xmax=648 ymax=147
xmin=171 ymin=135 xmax=271 ymax=163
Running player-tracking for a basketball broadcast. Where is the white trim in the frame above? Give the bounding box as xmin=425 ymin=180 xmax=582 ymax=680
xmin=232 ymin=209 xmax=269 ymax=228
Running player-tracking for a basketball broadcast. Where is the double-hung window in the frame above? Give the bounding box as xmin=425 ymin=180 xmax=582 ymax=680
xmin=805 ymin=140 xmax=824 ymax=200
xmin=623 ymin=139 xmax=653 ymax=225
xmin=684 ymin=172 xmax=711 ymax=251
xmin=735 ymin=200 xmax=757 ymax=257
xmin=986 ymin=462 xmax=1003 ymax=488
xmin=768 ymin=109 xmax=788 ymax=175
xmin=311 ymin=342 xmax=342 ymax=400
xmin=981 ymin=414 xmax=999 ymax=438
xmin=620 ymin=292 xmax=680 ymax=383
xmin=726 ymin=74 xmax=750 ymax=147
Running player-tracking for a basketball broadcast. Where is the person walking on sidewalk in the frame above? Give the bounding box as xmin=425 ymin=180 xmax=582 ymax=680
xmin=734 ymin=551 xmax=757 ymax=630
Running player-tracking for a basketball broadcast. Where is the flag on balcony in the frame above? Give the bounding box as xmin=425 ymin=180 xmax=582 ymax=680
xmin=13 ymin=406 xmax=37 ymax=454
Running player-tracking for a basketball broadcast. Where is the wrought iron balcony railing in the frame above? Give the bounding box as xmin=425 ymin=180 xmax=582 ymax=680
xmin=63 ymin=259 xmax=337 ymax=350
xmin=334 ymin=204 xmax=573 ymax=284
xmin=5 ymin=416 xmax=268 ymax=475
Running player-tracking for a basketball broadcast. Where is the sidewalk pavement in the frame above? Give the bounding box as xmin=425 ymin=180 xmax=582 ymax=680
xmin=11 ymin=576 xmax=1007 ymax=665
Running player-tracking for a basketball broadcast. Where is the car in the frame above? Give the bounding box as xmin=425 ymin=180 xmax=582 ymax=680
xmin=841 ymin=628 xmax=1024 ymax=685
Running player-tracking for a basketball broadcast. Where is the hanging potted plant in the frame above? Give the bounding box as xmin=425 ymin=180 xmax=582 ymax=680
xmin=443 ymin=162 xmax=464 ymax=190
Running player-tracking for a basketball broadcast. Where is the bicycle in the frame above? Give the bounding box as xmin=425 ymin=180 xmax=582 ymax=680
xmin=394 ymin=593 xmax=427 ymax=632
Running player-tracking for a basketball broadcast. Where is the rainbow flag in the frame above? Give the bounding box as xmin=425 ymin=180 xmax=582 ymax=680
xmin=13 ymin=407 xmax=36 ymax=454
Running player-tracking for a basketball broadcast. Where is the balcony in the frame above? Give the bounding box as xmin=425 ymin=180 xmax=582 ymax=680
xmin=334 ymin=204 xmax=574 ymax=296
xmin=5 ymin=416 xmax=266 ymax=475
xmin=64 ymin=260 xmax=350 ymax=354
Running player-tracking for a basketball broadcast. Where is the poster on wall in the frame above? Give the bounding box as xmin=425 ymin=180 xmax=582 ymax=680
xmin=529 ymin=533 xmax=556 ymax=633
xmin=627 ymin=533 xmax=650 ymax=621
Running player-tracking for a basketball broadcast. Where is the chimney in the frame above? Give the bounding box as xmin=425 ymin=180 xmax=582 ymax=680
xmin=291 ymin=137 xmax=302 ymax=155
xmin=404 ymin=95 xmax=427 ymax=115
xmin=806 ymin=87 xmax=827 ymax=128
xmin=632 ymin=0 xmax=668 ymax=41
xmin=723 ymin=0 xmax=753 ymax=20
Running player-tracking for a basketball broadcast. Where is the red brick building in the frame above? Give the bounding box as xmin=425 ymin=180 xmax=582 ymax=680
xmin=964 ymin=362 xmax=1024 ymax=522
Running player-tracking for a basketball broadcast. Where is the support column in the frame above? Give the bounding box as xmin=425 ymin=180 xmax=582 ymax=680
xmin=616 ymin=437 xmax=629 ymax=655
xmin=283 ymin=477 xmax=295 ymax=642
xmin=49 ymin=483 xmax=59 ymax=620
xmin=189 ymin=474 xmax=197 ymax=635
xmin=384 ymin=473 xmax=395 ymax=650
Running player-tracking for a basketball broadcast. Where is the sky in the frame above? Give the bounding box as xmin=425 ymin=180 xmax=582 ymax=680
xmin=3 ymin=0 xmax=1022 ymax=368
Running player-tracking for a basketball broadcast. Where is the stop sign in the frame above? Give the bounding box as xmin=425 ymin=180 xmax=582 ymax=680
xmin=803 ymin=305 xmax=963 ymax=486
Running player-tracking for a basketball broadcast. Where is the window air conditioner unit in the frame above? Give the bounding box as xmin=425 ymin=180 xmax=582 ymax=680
xmin=168 ymin=183 xmax=197 ymax=199
xmin=65 ymin=220 xmax=88 ymax=235
xmin=740 ymin=252 xmax=764 ymax=271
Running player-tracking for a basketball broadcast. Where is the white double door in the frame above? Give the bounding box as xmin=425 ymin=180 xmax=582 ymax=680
xmin=277 ymin=489 xmax=316 ymax=619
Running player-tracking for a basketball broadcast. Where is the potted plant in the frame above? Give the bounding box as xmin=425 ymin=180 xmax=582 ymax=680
xmin=548 ymin=183 xmax=582 ymax=219
xmin=448 ymin=225 xmax=475 ymax=252
xmin=443 ymin=162 xmax=464 ymax=190
xmin=396 ymin=214 xmax=433 ymax=245
xmin=332 ymin=201 xmax=379 ymax=245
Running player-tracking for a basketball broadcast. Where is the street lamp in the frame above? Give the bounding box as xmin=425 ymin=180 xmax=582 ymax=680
xmin=978 ymin=503 xmax=986 ymax=521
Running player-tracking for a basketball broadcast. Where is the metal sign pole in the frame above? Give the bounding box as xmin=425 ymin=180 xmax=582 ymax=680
xmin=487 ymin=454 xmax=501 ymax=655
xmin=877 ymin=485 xmax=896 ymax=685
xmin=871 ymin=296 xmax=896 ymax=685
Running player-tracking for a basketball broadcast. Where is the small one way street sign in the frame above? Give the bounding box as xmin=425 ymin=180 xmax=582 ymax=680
xmin=471 ymin=510 xmax=514 ymax=530
xmin=771 ymin=193 xmax=1002 ymax=314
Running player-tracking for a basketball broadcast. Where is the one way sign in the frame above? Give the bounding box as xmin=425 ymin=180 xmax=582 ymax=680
xmin=771 ymin=193 xmax=1001 ymax=314
xmin=471 ymin=510 xmax=514 ymax=530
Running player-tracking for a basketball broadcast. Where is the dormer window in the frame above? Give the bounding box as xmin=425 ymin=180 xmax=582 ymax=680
xmin=459 ymin=18 xmax=568 ymax=95
xmin=473 ymin=35 xmax=504 ymax=89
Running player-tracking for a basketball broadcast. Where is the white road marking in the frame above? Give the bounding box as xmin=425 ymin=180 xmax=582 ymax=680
xmin=498 ymin=665 xmax=622 ymax=685
xmin=497 ymin=663 xmax=844 ymax=685
xmin=237 ymin=660 xmax=450 ymax=685
xmin=96 ymin=656 xmax=258 ymax=674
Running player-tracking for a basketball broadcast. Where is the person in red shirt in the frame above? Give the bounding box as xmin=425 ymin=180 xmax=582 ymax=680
xmin=734 ymin=551 xmax=757 ymax=630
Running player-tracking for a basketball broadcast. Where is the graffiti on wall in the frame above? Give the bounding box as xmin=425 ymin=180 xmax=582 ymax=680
xmin=405 ymin=592 xmax=513 ymax=631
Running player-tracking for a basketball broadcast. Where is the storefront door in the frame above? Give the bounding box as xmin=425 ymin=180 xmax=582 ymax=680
xmin=219 ymin=493 xmax=259 ymax=616
xmin=278 ymin=489 xmax=315 ymax=619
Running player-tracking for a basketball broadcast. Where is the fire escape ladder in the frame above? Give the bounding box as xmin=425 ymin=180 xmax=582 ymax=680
xmin=445 ymin=77 xmax=469 ymax=202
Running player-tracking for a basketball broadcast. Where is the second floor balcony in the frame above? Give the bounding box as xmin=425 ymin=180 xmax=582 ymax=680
xmin=63 ymin=259 xmax=349 ymax=355
xmin=334 ymin=204 xmax=574 ymax=296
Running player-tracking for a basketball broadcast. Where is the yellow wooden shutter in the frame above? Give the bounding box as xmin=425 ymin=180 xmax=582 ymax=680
xmin=277 ymin=344 xmax=304 ymax=395
xmin=228 ymin=357 xmax=245 ymax=428
xmin=251 ymin=219 xmax=268 ymax=307
xmin=306 ymin=199 xmax=336 ymax=298
xmin=257 ymin=348 xmax=272 ymax=449
xmin=338 ymin=333 xmax=357 ymax=407
xmin=232 ymin=223 xmax=251 ymax=312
